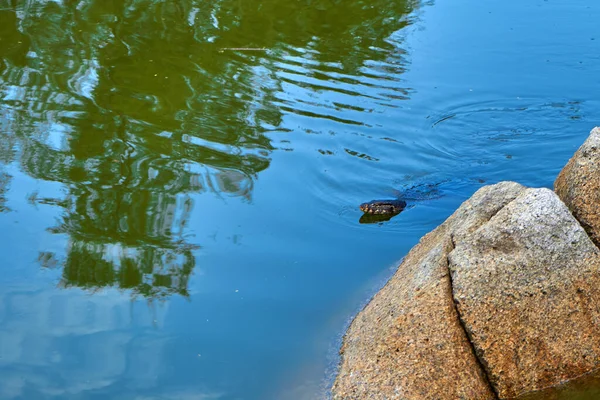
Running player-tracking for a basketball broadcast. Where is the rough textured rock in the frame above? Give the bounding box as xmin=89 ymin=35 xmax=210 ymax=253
xmin=555 ymin=127 xmax=600 ymax=246
xmin=332 ymin=181 xmax=526 ymax=399
xmin=449 ymin=188 xmax=600 ymax=399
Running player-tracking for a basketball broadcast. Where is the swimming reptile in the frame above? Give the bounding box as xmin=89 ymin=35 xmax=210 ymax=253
xmin=359 ymin=199 xmax=407 ymax=215
xmin=358 ymin=182 xmax=445 ymax=223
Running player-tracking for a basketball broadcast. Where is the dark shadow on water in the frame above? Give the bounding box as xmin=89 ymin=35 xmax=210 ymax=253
xmin=359 ymin=212 xmax=399 ymax=224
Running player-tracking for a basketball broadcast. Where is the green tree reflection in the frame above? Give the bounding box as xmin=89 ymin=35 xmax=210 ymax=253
xmin=0 ymin=0 xmax=416 ymax=299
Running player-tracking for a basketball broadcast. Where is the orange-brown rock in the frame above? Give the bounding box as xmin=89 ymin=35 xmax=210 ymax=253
xmin=555 ymin=127 xmax=600 ymax=246
xmin=332 ymin=182 xmax=526 ymax=399
xmin=449 ymin=188 xmax=600 ymax=399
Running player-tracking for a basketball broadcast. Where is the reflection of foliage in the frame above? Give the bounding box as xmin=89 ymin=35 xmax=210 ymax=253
xmin=59 ymin=242 xmax=194 ymax=299
xmin=0 ymin=172 xmax=10 ymax=212
xmin=0 ymin=0 xmax=417 ymax=298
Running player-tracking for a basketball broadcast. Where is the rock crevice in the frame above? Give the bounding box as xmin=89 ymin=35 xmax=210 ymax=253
xmin=449 ymin=187 xmax=600 ymax=398
xmin=332 ymin=182 xmax=525 ymax=399
xmin=447 ymin=232 xmax=500 ymax=400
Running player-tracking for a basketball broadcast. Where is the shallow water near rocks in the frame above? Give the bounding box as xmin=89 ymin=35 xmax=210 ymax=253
xmin=0 ymin=0 xmax=599 ymax=399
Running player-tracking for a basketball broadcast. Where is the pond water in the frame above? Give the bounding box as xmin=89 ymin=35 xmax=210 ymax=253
xmin=0 ymin=0 xmax=599 ymax=399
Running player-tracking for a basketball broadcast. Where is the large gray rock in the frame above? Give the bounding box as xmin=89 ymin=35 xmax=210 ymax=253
xmin=449 ymin=188 xmax=600 ymax=399
xmin=555 ymin=127 xmax=600 ymax=246
xmin=332 ymin=182 xmax=525 ymax=399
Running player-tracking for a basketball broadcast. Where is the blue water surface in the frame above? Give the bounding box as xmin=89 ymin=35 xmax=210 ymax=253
xmin=0 ymin=0 xmax=599 ymax=399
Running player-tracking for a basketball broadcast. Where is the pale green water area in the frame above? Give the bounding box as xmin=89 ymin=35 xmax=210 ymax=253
xmin=1 ymin=0 xmax=599 ymax=399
